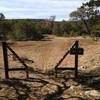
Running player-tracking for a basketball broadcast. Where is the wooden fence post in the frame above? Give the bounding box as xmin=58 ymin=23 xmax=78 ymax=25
xmin=2 ymin=42 xmax=9 ymax=79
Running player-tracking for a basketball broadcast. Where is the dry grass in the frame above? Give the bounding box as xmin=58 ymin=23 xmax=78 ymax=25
xmin=0 ymin=35 xmax=100 ymax=100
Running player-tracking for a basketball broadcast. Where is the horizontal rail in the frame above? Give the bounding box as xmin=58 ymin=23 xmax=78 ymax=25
xmin=8 ymin=68 xmax=26 ymax=71
xmin=57 ymin=67 xmax=75 ymax=70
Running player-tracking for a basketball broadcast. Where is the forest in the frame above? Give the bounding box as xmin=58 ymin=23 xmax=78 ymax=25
xmin=0 ymin=0 xmax=100 ymax=41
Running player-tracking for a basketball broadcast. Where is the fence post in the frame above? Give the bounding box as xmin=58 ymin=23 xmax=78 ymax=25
xmin=2 ymin=42 xmax=9 ymax=79
xmin=75 ymin=41 xmax=78 ymax=78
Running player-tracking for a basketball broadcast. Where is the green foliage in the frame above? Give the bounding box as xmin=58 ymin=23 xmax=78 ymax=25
xmin=0 ymin=19 xmax=43 ymax=41
xmin=0 ymin=13 xmax=5 ymax=20
xmin=52 ymin=22 xmax=62 ymax=36
xmin=69 ymin=0 xmax=100 ymax=38
xmin=52 ymin=21 xmax=88 ymax=37
xmin=0 ymin=9 xmax=100 ymax=40
xmin=91 ymin=24 xmax=100 ymax=37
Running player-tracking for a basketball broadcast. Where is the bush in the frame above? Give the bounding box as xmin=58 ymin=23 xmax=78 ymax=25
xmin=2 ymin=20 xmax=43 ymax=41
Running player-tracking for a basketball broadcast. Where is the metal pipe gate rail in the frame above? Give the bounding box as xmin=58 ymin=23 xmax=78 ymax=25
xmin=2 ymin=42 xmax=29 ymax=79
xmin=55 ymin=40 xmax=84 ymax=78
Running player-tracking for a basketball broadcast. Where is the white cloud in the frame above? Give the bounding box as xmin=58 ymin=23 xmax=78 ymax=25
xmin=0 ymin=0 xmax=89 ymax=21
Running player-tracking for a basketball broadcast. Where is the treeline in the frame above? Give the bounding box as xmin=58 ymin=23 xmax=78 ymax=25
xmin=0 ymin=19 xmax=44 ymax=41
xmin=0 ymin=19 xmax=100 ymax=41
xmin=52 ymin=21 xmax=87 ymax=37
xmin=0 ymin=0 xmax=100 ymax=41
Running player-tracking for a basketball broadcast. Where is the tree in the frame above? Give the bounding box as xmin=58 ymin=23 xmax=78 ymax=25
xmin=70 ymin=7 xmax=92 ymax=35
xmin=0 ymin=13 xmax=5 ymax=20
xmin=42 ymin=16 xmax=56 ymax=34
xmin=70 ymin=0 xmax=100 ymax=36
xmin=82 ymin=0 xmax=100 ymax=38
xmin=86 ymin=0 xmax=100 ymax=7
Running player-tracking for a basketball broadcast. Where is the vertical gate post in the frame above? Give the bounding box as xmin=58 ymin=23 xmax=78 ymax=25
xmin=55 ymin=67 xmax=57 ymax=78
xmin=2 ymin=42 xmax=9 ymax=79
xmin=75 ymin=41 xmax=79 ymax=78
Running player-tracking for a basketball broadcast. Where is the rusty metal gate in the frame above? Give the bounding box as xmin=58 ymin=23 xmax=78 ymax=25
xmin=2 ymin=41 xmax=84 ymax=79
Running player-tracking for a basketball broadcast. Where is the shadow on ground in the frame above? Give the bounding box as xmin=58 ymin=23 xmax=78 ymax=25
xmin=0 ymin=66 xmax=100 ymax=100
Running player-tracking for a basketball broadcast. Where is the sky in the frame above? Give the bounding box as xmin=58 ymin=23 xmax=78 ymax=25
xmin=0 ymin=0 xmax=89 ymax=21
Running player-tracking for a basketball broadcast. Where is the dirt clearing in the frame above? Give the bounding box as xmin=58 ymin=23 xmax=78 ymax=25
xmin=0 ymin=35 xmax=100 ymax=100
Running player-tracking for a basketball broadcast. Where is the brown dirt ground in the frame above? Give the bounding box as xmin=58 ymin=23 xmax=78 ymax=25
xmin=0 ymin=35 xmax=100 ymax=100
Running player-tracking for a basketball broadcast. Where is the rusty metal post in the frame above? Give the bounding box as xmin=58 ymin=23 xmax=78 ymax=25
xmin=75 ymin=41 xmax=79 ymax=78
xmin=2 ymin=42 xmax=9 ymax=79
xmin=55 ymin=67 xmax=57 ymax=78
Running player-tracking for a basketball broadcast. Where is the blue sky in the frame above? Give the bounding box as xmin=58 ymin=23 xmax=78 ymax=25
xmin=0 ymin=0 xmax=89 ymax=21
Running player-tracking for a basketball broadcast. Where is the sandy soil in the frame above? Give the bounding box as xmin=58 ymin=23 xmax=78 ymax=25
xmin=0 ymin=35 xmax=100 ymax=100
